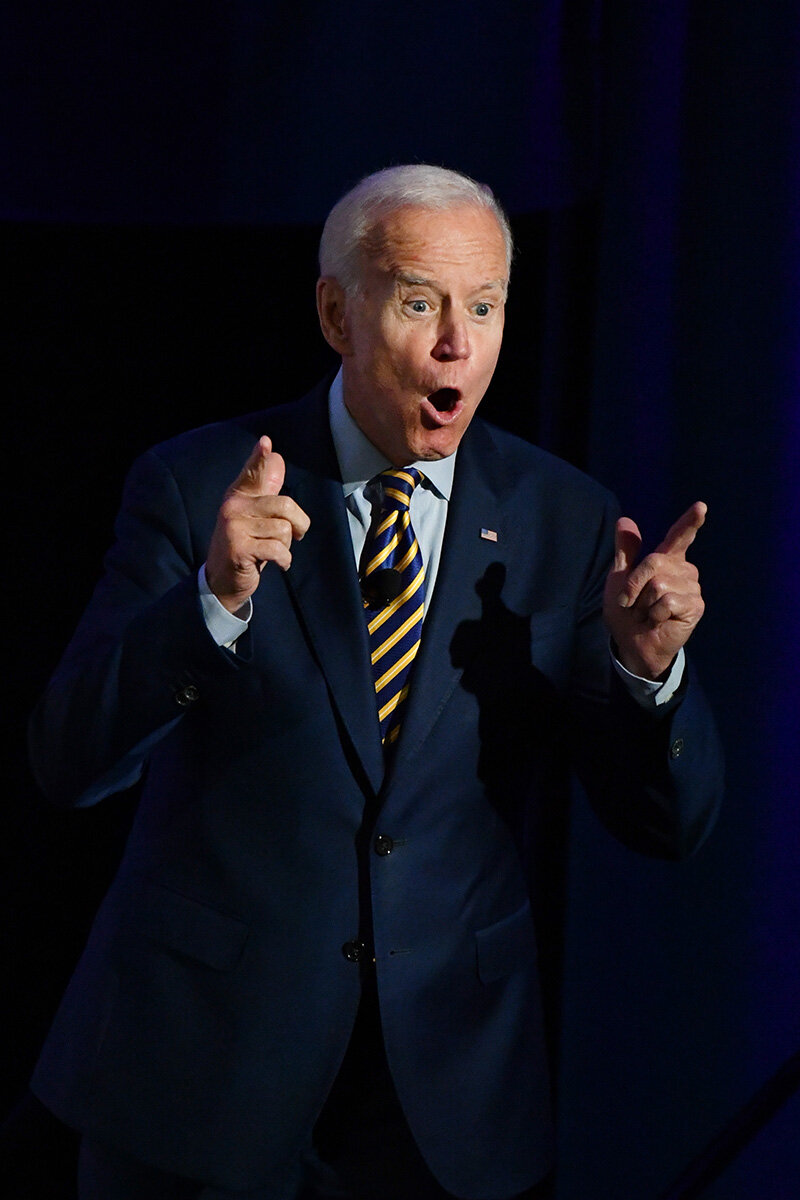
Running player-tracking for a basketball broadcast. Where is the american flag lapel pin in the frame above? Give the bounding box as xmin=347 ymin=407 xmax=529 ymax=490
xmin=480 ymin=528 xmax=498 ymax=542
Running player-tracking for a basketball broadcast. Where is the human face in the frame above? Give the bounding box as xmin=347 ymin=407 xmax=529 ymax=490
xmin=336 ymin=205 xmax=508 ymax=464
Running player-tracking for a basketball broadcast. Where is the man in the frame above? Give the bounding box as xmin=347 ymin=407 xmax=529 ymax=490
xmin=29 ymin=165 xmax=723 ymax=1200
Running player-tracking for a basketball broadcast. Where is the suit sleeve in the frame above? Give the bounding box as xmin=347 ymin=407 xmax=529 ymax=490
xmin=566 ymin=494 xmax=724 ymax=859
xmin=28 ymin=448 xmax=244 ymax=809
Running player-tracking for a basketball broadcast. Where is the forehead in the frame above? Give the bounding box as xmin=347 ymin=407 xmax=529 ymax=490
xmin=363 ymin=204 xmax=508 ymax=286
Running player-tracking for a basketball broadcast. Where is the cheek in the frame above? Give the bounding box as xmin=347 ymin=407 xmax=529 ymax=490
xmin=474 ymin=339 xmax=503 ymax=384
xmin=479 ymin=324 xmax=504 ymax=361
xmin=379 ymin=334 xmax=427 ymax=383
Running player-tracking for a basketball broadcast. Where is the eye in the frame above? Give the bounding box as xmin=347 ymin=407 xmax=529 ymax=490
xmin=474 ymin=302 xmax=491 ymax=317
xmin=410 ymin=299 xmax=430 ymax=313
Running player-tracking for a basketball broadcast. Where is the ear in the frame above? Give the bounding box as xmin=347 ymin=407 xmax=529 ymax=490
xmin=316 ymin=277 xmax=352 ymax=356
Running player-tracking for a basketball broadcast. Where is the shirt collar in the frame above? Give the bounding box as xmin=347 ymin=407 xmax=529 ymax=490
xmin=328 ymin=368 xmax=455 ymax=500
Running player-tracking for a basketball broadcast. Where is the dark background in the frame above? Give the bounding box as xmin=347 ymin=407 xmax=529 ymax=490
xmin=4 ymin=3 xmax=800 ymax=1197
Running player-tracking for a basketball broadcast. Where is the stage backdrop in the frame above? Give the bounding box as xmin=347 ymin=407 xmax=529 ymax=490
xmin=4 ymin=3 xmax=800 ymax=1197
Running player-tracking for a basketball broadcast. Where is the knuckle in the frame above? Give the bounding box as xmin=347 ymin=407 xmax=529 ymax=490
xmin=269 ymin=513 xmax=292 ymax=535
xmin=220 ymin=495 xmax=245 ymax=520
xmin=269 ymin=495 xmax=292 ymax=517
xmin=268 ymin=541 xmax=291 ymax=569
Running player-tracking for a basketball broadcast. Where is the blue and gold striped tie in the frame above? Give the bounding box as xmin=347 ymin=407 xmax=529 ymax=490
xmin=362 ymin=468 xmax=426 ymax=747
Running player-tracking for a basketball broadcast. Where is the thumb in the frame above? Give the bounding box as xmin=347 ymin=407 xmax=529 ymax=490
xmin=613 ymin=517 xmax=642 ymax=575
xmin=230 ymin=436 xmax=285 ymax=497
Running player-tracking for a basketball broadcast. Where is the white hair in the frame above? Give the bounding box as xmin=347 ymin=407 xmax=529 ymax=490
xmin=319 ymin=163 xmax=513 ymax=292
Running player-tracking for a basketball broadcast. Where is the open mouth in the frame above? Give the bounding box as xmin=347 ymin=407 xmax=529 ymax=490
xmin=428 ymin=387 xmax=460 ymax=412
xmin=421 ymin=387 xmax=464 ymax=427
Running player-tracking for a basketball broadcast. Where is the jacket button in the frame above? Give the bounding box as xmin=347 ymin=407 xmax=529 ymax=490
xmin=670 ymin=737 xmax=685 ymax=760
xmin=175 ymin=684 xmax=200 ymax=707
xmin=341 ymin=940 xmax=366 ymax=963
xmin=374 ymin=834 xmax=394 ymax=857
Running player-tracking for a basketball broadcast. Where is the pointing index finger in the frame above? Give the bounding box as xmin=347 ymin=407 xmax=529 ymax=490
xmin=656 ymin=501 xmax=707 ymax=557
xmin=230 ymin=436 xmax=285 ymax=497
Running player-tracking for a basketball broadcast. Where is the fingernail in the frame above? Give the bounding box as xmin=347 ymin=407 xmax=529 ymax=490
xmin=617 ymin=593 xmax=630 ymax=608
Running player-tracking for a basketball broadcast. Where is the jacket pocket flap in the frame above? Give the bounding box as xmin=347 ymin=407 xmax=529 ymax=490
xmin=475 ymin=900 xmax=537 ymax=984
xmin=130 ymin=880 xmax=249 ymax=971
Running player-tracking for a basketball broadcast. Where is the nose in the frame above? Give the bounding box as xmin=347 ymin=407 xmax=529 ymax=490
xmin=432 ymin=314 xmax=471 ymax=362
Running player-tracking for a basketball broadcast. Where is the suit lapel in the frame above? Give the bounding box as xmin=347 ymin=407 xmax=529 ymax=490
xmin=255 ymin=385 xmax=385 ymax=796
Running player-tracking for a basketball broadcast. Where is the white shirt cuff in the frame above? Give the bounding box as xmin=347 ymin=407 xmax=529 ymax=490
xmin=611 ymin=645 xmax=686 ymax=708
xmin=198 ymin=564 xmax=252 ymax=648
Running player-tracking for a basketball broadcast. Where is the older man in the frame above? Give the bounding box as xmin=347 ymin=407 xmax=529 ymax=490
xmin=29 ymin=165 xmax=722 ymax=1200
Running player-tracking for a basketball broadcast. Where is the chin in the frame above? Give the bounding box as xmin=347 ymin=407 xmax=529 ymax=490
xmin=421 ymin=426 xmax=467 ymax=460
xmin=384 ymin=413 xmax=469 ymax=464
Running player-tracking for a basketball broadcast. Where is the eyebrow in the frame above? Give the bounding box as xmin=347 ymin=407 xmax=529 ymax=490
xmin=395 ymin=271 xmax=508 ymax=294
xmin=395 ymin=272 xmax=437 ymax=288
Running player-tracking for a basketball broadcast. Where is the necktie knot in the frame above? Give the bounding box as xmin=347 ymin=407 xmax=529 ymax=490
xmin=377 ymin=467 xmax=424 ymax=512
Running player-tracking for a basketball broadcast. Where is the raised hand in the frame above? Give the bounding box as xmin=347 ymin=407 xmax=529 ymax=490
xmin=205 ymin=436 xmax=311 ymax=613
xmin=603 ymin=501 xmax=707 ymax=680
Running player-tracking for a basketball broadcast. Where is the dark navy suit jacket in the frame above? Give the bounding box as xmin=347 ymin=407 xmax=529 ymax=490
xmin=29 ymin=382 xmax=723 ymax=1197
